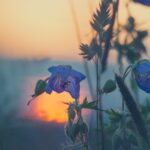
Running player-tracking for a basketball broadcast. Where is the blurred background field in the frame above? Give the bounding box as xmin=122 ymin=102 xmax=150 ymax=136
xmin=0 ymin=58 xmax=149 ymax=149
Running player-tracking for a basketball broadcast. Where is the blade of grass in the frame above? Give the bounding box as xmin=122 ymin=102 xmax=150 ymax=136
xmin=115 ymin=73 xmax=150 ymax=147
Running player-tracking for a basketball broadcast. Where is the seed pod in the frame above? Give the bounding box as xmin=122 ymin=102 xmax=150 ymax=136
xmin=126 ymin=17 xmax=135 ymax=32
xmin=68 ymin=106 xmax=76 ymax=121
xmin=70 ymin=123 xmax=80 ymax=142
xmin=65 ymin=120 xmax=73 ymax=140
xmin=102 ymin=79 xmax=116 ymax=93
xmin=79 ymin=122 xmax=88 ymax=134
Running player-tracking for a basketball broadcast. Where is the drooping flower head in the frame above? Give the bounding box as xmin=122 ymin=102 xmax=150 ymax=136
xmin=133 ymin=60 xmax=150 ymax=93
xmin=133 ymin=0 xmax=150 ymax=6
xmin=45 ymin=65 xmax=86 ymax=99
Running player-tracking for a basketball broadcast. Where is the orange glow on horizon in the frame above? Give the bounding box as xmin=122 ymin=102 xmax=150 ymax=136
xmin=25 ymin=91 xmax=80 ymax=123
xmin=0 ymin=0 xmax=96 ymax=60
xmin=0 ymin=0 xmax=150 ymax=60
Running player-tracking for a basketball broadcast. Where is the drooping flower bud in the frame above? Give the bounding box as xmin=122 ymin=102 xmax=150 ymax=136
xmin=133 ymin=60 xmax=150 ymax=93
xmin=102 ymin=79 xmax=116 ymax=93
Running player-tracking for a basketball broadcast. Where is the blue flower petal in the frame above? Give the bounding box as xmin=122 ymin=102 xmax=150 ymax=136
xmin=70 ymin=69 xmax=86 ymax=81
xmin=134 ymin=61 xmax=150 ymax=93
xmin=64 ymin=76 xmax=80 ymax=99
xmin=45 ymin=74 xmax=64 ymax=94
xmin=134 ymin=0 xmax=150 ymax=6
xmin=48 ymin=65 xmax=72 ymax=79
xmin=57 ymin=66 xmax=71 ymax=79
xmin=136 ymin=73 xmax=150 ymax=93
xmin=45 ymin=75 xmax=56 ymax=94
xmin=48 ymin=66 xmax=58 ymax=73
xmin=135 ymin=62 xmax=150 ymax=74
xmin=52 ymin=75 xmax=64 ymax=93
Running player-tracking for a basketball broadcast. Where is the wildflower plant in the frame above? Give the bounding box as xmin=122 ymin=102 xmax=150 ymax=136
xmin=28 ymin=0 xmax=150 ymax=149
xmin=28 ymin=65 xmax=99 ymax=149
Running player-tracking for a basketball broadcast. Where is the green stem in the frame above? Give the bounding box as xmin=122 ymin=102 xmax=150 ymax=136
xmin=99 ymin=65 xmax=105 ymax=150
xmin=96 ymin=55 xmax=105 ymax=150
xmin=96 ymin=56 xmax=100 ymax=150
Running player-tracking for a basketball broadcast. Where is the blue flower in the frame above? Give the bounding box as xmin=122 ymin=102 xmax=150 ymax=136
xmin=133 ymin=60 xmax=150 ymax=93
xmin=45 ymin=65 xmax=86 ymax=99
xmin=133 ymin=0 xmax=150 ymax=6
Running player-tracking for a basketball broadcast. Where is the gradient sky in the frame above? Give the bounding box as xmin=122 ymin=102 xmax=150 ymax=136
xmin=0 ymin=0 xmax=150 ymax=60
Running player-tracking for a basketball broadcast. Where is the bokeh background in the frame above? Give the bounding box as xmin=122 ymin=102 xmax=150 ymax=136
xmin=0 ymin=0 xmax=150 ymax=149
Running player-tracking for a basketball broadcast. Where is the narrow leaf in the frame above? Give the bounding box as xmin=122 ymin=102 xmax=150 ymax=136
xmin=81 ymin=100 xmax=98 ymax=110
xmin=115 ymin=74 xmax=150 ymax=146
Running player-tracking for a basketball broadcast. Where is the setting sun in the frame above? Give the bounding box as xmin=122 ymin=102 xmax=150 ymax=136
xmin=25 ymin=91 xmax=75 ymax=123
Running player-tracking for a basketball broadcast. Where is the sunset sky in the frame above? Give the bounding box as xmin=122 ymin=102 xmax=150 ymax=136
xmin=0 ymin=0 xmax=150 ymax=60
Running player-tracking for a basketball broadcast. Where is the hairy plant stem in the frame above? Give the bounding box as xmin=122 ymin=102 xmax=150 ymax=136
xmin=95 ymin=55 xmax=104 ymax=150
xmin=99 ymin=90 xmax=104 ymax=150
xmin=120 ymin=63 xmax=126 ymax=149
xmin=119 ymin=62 xmax=125 ymax=111
xmin=96 ymin=55 xmax=100 ymax=150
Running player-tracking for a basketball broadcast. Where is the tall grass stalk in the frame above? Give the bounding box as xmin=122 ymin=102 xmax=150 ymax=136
xmin=95 ymin=55 xmax=100 ymax=150
xmin=68 ymin=0 xmax=95 ymax=100
xmin=101 ymin=0 xmax=120 ymax=72
xmin=95 ymin=54 xmax=105 ymax=150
